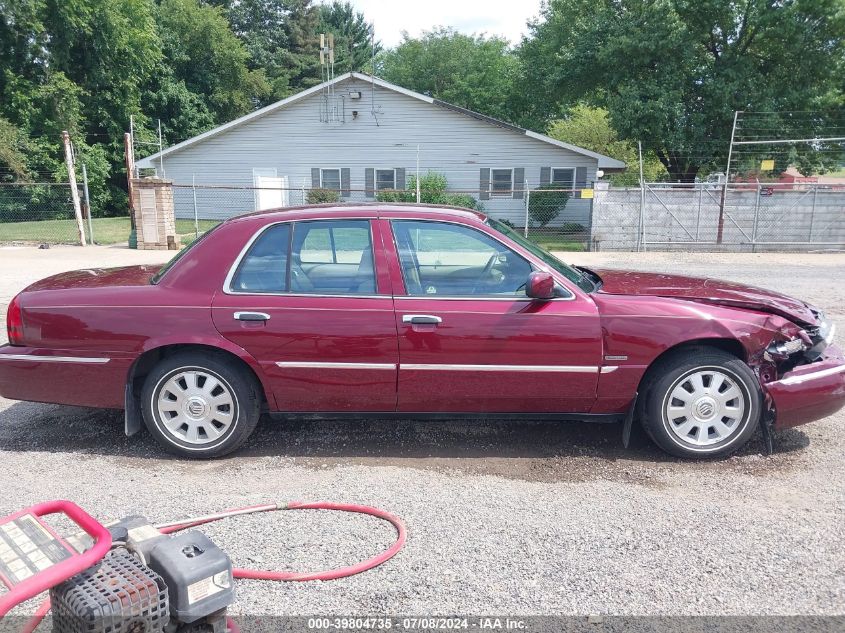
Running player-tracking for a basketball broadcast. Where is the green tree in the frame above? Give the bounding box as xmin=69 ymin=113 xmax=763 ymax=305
xmin=0 ymin=0 xmax=162 ymax=211
xmin=318 ymin=1 xmax=380 ymax=73
xmin=227 ymin=0 xmax=321 ymax=101
xmin=521 ymin=0 xmax=845 ymax=181
xmin=376 ymin=171 xmax=482 ymax=210
xmin=547 ymin=105 xmax=666 ymax=185
xmin=0 ymin=116 xmax=29 ymax=179
xmin=379 ymin=28 xmax=528 ymax=126
xmin=156 ymin=0 xmax=269 ymax=124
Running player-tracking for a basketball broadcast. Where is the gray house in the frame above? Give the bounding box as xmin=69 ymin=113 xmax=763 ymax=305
xmin=136 ymin=72 xmax=625 ymax=226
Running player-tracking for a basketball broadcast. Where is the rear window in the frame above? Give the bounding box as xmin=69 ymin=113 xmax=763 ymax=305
xmin=151 ymin=223 xmax=222 ymax=284
xmin=229 ymin=224 xmax=291 ymax=293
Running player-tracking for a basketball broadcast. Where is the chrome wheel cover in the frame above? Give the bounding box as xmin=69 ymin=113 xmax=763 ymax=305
xmin=155 ymin=368 xmax=236 ymax=445
xmin=663 ymin=368 xmax=748 ymax=447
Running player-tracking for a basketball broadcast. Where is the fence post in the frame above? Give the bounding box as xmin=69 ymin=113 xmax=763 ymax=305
xmin=524 ymin=188 xmax=530 ymax=238
xmin=695 ymin=184 xmax=702 ymax=240
xmin=637 ymin=141 xmax=645 ymax=252
xmin=82 ymin=163 xmax=94 ymax=245
xmin=751 ymin=181 xmax=761 ymax=252
xmin=809 ymin=184 xmax=818 ymax=242
xmin=192 ymin=174 xmax=199 ymax=239
xmin=62 ymin=131 xmax=86 ymax=246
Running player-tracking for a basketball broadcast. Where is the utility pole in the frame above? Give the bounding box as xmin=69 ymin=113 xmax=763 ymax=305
xmin=717 ymin=111 xmax=740 ymax=244
xmin=62 ymin=131 xmax=86 ymax=246
xmin=124 ymin=132 xmax=137 ymax=248
xmin=82 ymin=163 xmax=94 ymax=244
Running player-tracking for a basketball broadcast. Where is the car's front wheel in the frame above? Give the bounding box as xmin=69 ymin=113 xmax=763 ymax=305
xmin=641 ymin=348 xmax=762 ymax=458
xmin=141 ymin=351 xmax=261 ymax=458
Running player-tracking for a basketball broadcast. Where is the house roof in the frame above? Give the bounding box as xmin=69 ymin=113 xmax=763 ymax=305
xmin=136 ymin=72 xmax=626 ymax=171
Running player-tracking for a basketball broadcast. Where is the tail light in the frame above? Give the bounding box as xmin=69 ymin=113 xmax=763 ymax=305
xmin=7 ymin=293 xmax=23 ymax=345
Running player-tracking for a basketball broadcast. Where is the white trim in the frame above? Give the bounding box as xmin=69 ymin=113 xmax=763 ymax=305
xmin=135 ymin=72 xmax=624 ymax=170
xmin=600 ymin=366 xmax=619 ymax=374
xmin=0 ymin=354 xmax=110 ymax=364
xmin=374 ymin=168 xmax=397 ymax=191
xmin=776 ymin=364 xmax=845 ymax=386
xmin=276 ymin=361 xmax=395 ymax=370
xmin=319 ymin=167 xmax=342 ymax=191
xmin=490 ymin=167 xmax=514 ymax=197
xmin=401 ymin=364 xmax=601 ymax=373
xmin=551 ymin=167 xmax=575 ymax=188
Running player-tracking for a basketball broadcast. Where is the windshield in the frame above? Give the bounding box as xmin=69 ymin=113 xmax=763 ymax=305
xmin=486 ymin=218 xmax=595 ymax=292
xmin=150 ymin=223 xmax=221 ymax=284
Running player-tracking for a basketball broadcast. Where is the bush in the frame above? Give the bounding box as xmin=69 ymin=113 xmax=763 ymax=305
xmin=561 ymin=222 xmax=586 ymax=234
xmin=528 ymin=185 xmax=570 ymax=228
xmin=376 ymin=171 xmax=484 ymax=211
xmin=307 ymin=188 xmax=342 ymax=204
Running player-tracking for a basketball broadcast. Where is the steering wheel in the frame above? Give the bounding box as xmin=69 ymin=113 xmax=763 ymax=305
xmin=471 ymin=253 xmax=501 ymax=294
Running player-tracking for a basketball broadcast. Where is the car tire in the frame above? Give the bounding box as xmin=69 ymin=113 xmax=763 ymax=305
xmin=640 ymin=347 xmax=762 ymax=459
xmin=141 ymin=351 xmax=261 ymax=458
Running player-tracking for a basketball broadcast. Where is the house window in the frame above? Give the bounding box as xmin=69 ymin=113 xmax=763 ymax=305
xmin=491 ymin=169 xmax=514 ymax=196
xmin=551 ymin=168 xmax=575 ymax=189
xmin=375 ymin=169 xmax=396 ymax=191
xmin=320 ymin=168 xmax=341 ymax=191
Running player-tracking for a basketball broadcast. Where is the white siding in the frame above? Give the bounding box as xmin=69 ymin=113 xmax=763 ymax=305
xmin=138 ymin=78 xmax=601 ymax=226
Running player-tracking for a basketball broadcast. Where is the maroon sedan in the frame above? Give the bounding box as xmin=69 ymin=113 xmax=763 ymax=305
xmin=1 ymin=205 xmax=843 ymax=458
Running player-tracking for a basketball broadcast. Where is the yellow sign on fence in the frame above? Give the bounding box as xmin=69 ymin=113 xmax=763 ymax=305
xmin=580 ymin=188 xmax=594 ymax=199
xmin=760 ymin=159 xmax=775 ymax=171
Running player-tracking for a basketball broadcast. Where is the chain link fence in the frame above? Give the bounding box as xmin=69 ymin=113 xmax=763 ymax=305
xmin=6 ymin=178 xmax=842 ymax=253
xmin=0 ymin=183 xmax=91 ymax=244
xmin=591 ymin=182 xmax=845 ymax=251
xmin=170 ymin=183 xmax=595 ymax=251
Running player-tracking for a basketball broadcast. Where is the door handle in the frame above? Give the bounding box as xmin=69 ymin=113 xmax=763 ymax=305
xmin=402 ymin=314 xmax=442 ymax=325
xmin=234 ymin=311 xmax=270 ymax=322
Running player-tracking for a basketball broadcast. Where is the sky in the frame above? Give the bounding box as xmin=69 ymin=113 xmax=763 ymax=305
xmin=343 ymin=0 xmax=545 ymax=48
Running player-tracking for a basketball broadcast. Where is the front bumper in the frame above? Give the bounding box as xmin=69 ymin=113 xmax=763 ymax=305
xmin=764 ymin=345 xmax=845 ymax=430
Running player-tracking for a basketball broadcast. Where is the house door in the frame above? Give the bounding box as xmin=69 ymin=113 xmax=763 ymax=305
xmin=253 ymin=168 xmax=289 ymax=210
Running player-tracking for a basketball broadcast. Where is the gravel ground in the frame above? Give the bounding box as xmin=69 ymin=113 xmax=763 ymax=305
xmin=0 ymin=245 xmax=843 ymax=618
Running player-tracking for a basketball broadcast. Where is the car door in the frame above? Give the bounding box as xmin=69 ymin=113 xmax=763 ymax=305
xmin=212 ymin=217 xmax=399 ymax=412
xmin=386 ymin=217 xmax=603 ymax=413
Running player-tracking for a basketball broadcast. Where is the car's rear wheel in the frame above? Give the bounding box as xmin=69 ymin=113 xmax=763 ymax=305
xmin=640 ymin=348 xmax=762 ymax=458
xmin=141 ymin=352 xmax=261 ymax=458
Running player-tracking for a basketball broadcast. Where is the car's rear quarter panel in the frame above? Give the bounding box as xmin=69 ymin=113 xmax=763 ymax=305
xmin=0 ymin=220 xmax=262 ymax=409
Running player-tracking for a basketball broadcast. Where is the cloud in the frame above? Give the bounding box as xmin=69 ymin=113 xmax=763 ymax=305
xmin=338 ymin=0 xmax=543 ymax=48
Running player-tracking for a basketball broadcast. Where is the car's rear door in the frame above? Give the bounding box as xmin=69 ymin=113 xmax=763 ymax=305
xmin=384 ymin=216 xmax=603 ymax=413
xmin=212 ymin=216 xmax=399 ymax=412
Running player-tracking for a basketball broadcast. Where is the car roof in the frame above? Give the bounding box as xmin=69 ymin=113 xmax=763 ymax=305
xmin=226 ymin=202 xmax=488 ymax=224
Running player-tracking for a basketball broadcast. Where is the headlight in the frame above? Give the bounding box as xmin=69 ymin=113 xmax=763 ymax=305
xmin=766 ymin=337 xmax=809 ymax=360
xmin=820 ymin=320 xmax=836 ymax=347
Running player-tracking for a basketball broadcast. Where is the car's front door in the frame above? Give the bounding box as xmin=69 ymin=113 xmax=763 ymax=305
xmin=386 ymin=218 xmax=603 ymax=413
xmin=213 ymin=218 xmax=398 ymax=412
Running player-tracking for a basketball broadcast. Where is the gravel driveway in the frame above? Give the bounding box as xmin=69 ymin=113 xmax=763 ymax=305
xmin=0 ymin=245 xmax=843 ymax=619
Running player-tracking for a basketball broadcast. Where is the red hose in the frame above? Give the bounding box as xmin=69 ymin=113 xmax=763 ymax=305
xmin=19 ymin=501 xmax=406 ymax=632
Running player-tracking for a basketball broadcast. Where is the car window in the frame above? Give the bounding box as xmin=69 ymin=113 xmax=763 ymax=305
xmin=229 ymin=223 xmax=291 ymax=292
xmin=291 ymin=220 xmax=375 ymax=294
xmin=391 ymin=220 xmax=532 ymax=297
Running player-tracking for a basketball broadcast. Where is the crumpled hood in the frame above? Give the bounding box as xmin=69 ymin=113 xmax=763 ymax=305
xmin=24 ymin=265 xmax=159 ymax=291
xmin=592 ymin=268 xmax=819 ymax=326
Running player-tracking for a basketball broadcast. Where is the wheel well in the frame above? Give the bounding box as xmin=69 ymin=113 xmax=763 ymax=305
xmin=127 ymin=344 xmax=266 ymax=406
xmin=635 ymin=338 xmax=747 ymax=410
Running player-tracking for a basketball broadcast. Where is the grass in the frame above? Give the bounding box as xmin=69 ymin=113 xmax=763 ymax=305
xmin=527 ymin=231 xmax=587 ymax=252
xmin=0 ymin=217 xmax=219 ymax=245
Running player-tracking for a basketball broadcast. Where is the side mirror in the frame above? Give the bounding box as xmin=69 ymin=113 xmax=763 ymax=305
xmin=526 ymin=271 xmax=555 ymax=300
